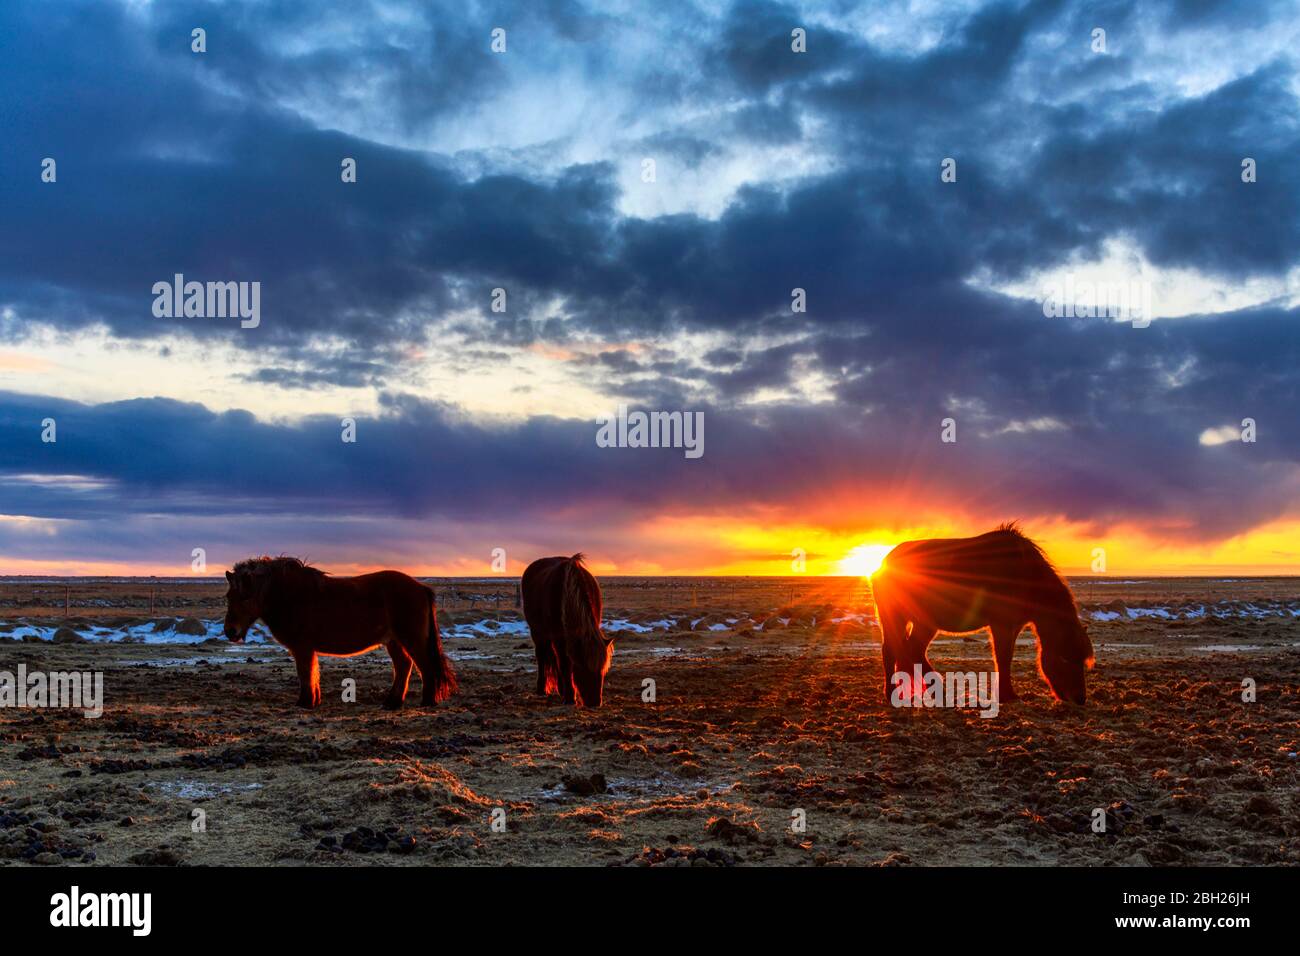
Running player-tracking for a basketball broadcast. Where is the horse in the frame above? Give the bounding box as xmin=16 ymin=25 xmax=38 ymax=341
xmin=870 ymin=524 xmax=1094 ymax=705
xmin=521 ymin=554 xmax=612 ymax=707
xmin=222 ymin=557 xmax=457 ymax=710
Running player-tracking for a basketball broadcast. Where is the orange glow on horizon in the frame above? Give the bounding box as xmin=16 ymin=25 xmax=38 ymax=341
xmin=3 ymin=516 xmax=1300 ymax=577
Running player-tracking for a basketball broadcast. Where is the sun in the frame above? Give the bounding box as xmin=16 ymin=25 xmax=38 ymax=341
xmin=838 ymin=543 xmax=893 ymax=577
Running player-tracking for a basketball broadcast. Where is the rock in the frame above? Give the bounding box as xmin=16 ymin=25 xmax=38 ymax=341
xmin=1146 ymin=841 xmax=1185 ymax=864
xmin=174 ymin=617 xmax=208 ymax=636
xmin=562 ymin=773 xmax=608 ymax=796
xmin=705 ymin=816 xmax=762 ymax=844
xmin=1245 ymin=795 xmax=1280 ymax=816
xmin=51 ymin=628 xmax=87 ymax=644
xmin=128 ymin=847 xmax=183 ymax=866
xmin=32 ymin=852 xmax=62 ymax=866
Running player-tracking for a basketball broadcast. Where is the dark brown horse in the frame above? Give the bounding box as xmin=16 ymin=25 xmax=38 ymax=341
xmin=521 ymin=554 xmax=612 ymax=707
xmin=223 ymin=557 xmax=457 ymax=709
xmin=871 ymin=524 xmax=1094 ymax=704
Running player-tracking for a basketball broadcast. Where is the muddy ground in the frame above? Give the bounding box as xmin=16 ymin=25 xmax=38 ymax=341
xmin=1 ymin=577 xmax=1297 ymax=867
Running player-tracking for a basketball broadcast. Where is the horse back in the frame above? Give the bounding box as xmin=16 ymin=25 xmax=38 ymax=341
xmin=878 ymin=531 xmax=1060 ymax=630
xmin=522 ymin=555 xmax=601 ymax=636
xmin=280 ymin=570 xmax=430 ymax=648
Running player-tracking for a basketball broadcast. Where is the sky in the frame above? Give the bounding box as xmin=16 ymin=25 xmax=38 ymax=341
xmin=1 ymin=0 xmax=1299 ymax=577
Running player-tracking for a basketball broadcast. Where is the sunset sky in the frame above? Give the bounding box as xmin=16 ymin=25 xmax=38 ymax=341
xmin=2 ymin=0 xmax=1299 ymax=576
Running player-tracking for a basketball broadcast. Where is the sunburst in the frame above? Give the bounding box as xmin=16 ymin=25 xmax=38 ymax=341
xmin=837 ymin=543 xmax=893 ymax=577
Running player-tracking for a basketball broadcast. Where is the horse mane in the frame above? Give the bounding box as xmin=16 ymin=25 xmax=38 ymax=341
xmin=559 ymin=554 xmax=608 ymax=672
xmin=991 ymin=522 xmax=1059 ymax=574
xmin=989 ymin=523 xmax=1079 ymax=610
xmin=233 ymin=556 xmax=328 ymax=591
xmin=992 ymin=524 xmax=1093 ymax=662
xmin=992 ymin=520 xmax=1049 ymax=558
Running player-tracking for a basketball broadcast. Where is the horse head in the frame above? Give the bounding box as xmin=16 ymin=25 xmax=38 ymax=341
xmin=223 ymin=564 xmax=270 ymax=642
xmin=1038 ymin=617 xmax=1094 ymax=705
xmin=571 ymin=632 xmax=614 ymax=707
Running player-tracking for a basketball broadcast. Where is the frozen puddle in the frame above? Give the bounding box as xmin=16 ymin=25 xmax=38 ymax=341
xmin=1089 ymin=601 xmax=1300 ymax=622
xmin=122 ymin=656 xmax=257 ymax=668
xmin=147 ymin=780 xmax=265 ymax=800
xmin=536 ymin=775 xmax=727 ymax=802
xmin=446 ymin=649 xmax=497 ymax=661
xmin=605 ymin=618 xmax=679 ymax=634
xmin=617 ymin=646 xmax=687 ymax=657
xmin=1189 ymin=643 xmax=1300 ymax=653
xmin=0 ymin=620 xmax=270 ymax=645
xmin=444 ymin=619 xmax=531 ymax=639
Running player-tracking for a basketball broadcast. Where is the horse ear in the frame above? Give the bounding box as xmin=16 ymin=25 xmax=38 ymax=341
xmin=225 ymin=571 xmax=234 ymax=584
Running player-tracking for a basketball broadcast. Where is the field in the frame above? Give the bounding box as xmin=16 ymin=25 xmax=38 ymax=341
xmin=1 ymin=576 xmax=1297 ymax=866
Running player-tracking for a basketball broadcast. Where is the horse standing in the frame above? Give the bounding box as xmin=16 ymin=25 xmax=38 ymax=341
xmin=871 ymin=524 xmax=1093 ymax=704
xmin=521 ymin=554 xmax=612 ymax=707
xmin=223 ymin=557 xmax=457 ymax=709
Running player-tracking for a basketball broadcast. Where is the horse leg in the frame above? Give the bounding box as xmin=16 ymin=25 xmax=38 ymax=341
xmin=383 ymin=642 xmax=414 ymax=710
xmin=293 ymin=650 xmax=321 ymax=709
xmin=911 ymin=624 xmax=939 ymax=676
xmin=879 ymin=623 xmax=911 ymax=703
xmin=990 ymin=624 xmax=1020 ymax=702
xmin=533 ymin=637 xmax=553 ymax=696
xmin=880 ymin=633 xmax=896 ymax=702
xmin=399 ymin=625 xmax=440 ymax=708
xmin=880 ymin=617 xmax=916 ymax=704
xmin=874 ymin=584 xmax=905 ymax=702
xmin=555 ymin=645 xmax=576 ymax=706
xmin=417 ymin=644 xmax=437 ymax=706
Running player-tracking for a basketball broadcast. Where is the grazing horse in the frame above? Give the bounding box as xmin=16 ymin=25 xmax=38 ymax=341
xmin=521 ymin=554 xmax=612 ymax=707
xmin=223 ymin=557 xmax=457 ymax=710
xmin=871 ymin=524 xmax=1094 ymax=704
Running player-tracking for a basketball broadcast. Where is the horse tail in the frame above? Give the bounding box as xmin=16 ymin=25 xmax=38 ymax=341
xmin=540 ymin=648 xmax=560 ymax=695
xmin=560 ymin=554 xmax=608 ymax=672
xmin=425 ymin=589 xmax=458 ymax=702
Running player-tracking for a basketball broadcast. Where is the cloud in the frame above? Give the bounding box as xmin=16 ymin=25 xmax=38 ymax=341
xmin=0 ymin=0 xmax=1297 ymax=567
